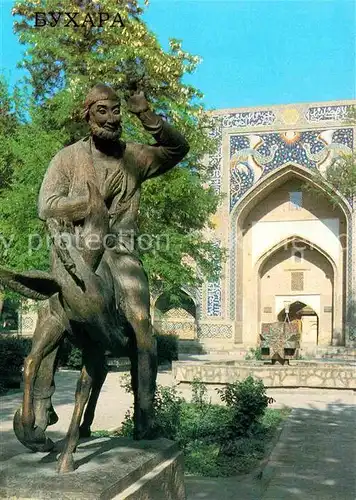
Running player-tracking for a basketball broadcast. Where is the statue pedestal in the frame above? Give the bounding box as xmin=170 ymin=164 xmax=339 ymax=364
xmin=0 ymin=437 xmax=186 ymax=500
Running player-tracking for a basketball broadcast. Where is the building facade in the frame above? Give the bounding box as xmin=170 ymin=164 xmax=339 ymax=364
xmin=7 ymin=100 xmax=356 ymax=354
xmin=154 ymin=100 xmax=356 ymax=353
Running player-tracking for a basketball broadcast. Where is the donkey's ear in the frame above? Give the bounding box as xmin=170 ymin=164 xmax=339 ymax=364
xmin=0 ymin=268 xmax=61 ymax=300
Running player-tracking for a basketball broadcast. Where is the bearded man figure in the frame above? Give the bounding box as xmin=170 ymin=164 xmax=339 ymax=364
xmin=32 ymin=83 xmax=189 ymax=440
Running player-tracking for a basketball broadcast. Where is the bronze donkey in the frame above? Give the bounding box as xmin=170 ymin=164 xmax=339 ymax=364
xmin=0 ymin=182 xmax=135 ymax=473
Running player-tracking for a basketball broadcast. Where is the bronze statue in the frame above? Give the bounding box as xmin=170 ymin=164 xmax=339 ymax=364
xmin=0 ymin=83 xmax=189 ymax=472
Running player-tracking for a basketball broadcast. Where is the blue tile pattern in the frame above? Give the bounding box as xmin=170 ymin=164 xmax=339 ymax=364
xmin=229 ymin=128 xmax=354 ymax=210
xmin=206 ymin=282 xmax=222 ymax=317
xmin=208 ymin=110 xmax=276 ymax=194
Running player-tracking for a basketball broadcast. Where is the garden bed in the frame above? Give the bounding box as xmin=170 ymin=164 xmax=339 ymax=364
xmin=93 ymin=376 xmax=291 ymax=477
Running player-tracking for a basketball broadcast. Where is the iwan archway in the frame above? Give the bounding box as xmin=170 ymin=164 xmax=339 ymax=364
xmin=258 ymin=237 xmax=335 ymax=347
xmin=230 ymin=164 xmax=350 ymax=347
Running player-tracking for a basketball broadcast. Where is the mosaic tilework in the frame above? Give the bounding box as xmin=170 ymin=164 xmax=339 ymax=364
xmin=155 ymin=321 xmax=196 ymax=340
xmin=306 ymin=105 xmax=351 ymax=123
xmin=21 ymin=316 xmax=34 ymax=330
xmin=163 ymin=308 xmax=194 ymax=320
xmin=229 ymin=128 xmax=354 ymax=210
xmin=207 ymin=104 xmax=355 ymax=340
xmin=208 ymin=110 xmax=276 ymax=194
xmin=206 ymin=240 xmax=223 ymax=317
xmin=229 ymin=222 xmax=239 ymax=320
xmin=207 ymin=282 xmax=222 ymax=317
xmin=208 ymin=118 xmax=223 ymax=193
xmin=197 ymin=323 xmax=233 ymax=339
xmin=221 ymin=110 xmax=276 ymax=129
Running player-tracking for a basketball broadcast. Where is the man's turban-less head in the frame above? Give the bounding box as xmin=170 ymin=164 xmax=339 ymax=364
xmin=83 ymin=84 xmax=120 ymax=121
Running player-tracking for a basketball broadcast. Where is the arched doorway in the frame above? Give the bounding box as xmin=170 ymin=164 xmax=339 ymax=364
xmin=259 ymin=238 xmax=334 ymax=346
xmin=277 ymin=301 xmax=319 ymax=346
xmin=230 ymin=164 xmax=349 ymax=346
xmin=153 ymin=289 xmax=197 ymax=340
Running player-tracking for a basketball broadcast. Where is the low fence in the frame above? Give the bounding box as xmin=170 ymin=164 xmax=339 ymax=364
xmin=172 ymin=360 xmax=356 ymax=389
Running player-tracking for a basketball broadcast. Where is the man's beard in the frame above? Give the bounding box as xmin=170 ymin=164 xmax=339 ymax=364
xmin=90 ymin=122 xmax=122 ymax=141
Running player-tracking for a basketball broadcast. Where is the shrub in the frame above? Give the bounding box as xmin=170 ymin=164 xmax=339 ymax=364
xmin=153 ymin=385 xmax=184 ymax=439
xmin=57 ymin=338 xmax=82 ymax=370
xmin=177 ymin=402 xmax=232 ymax=447
xmin=117 ymin=381 xmax=184 ymax=440
xmin=155 ymin=333 xmax=178 ymax=365
xmin=66 ymin=346 xmax=82 ymax=369
xmin=0 ymin=336 xmax=32 ymax=378
xmin=217 ymin=376 xmax=269 ymax=438
xmin=115 ymin=376 xmax=283 ymax=477
xmin=191 ymin=377 xmax=209 ymax=407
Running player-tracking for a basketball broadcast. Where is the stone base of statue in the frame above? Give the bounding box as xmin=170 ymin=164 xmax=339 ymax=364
xmin=0 ymin=437 xmax=186 ymax=500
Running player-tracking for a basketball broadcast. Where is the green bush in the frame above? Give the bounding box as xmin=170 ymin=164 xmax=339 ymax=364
xmin=57 ymin=338 xmax=82 ymax=370
xmin=191 ymin=377 xmax=209 ymax=407
xmin=0 ymin=336 xmax=32 ymax=377
xmin=115 ymin=376 xmax=284 ymax=477
xmin=117 ymin=379 xmax=184 ymax=440
xmin=217 ymin=376 xmax=269 ymax=437
xmin=155 ymin=333 xmax=178 ymax=365
xmin=177 ymin=402 xmax=232 ymax=446
xmin=66 ymin=346 xmax=82 ymax=369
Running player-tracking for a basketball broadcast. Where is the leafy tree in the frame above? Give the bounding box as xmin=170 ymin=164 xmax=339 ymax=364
xmin=0 ymin=0 xmax=223 ymax=298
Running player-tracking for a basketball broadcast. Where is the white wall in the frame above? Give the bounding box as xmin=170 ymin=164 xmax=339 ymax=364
xmin=252 ymin=218 xmax=340 ymax=266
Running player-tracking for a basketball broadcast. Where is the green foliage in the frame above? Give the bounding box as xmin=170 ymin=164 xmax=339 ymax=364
xmin=115 ymin=376 xmax=284 ymax=477
xmin=0 ymin=336 xmax=32 ymax=392
xmin=0 ymin=0 xmax=224 ymax=294
xmin=217 ymin=376 xmax=269 ymax=437
xmin=155 ymin=332 xmax=179 ymax=365
xmin=153 ymin=385 xmax=184 ymax=439
xmin=57 ymin=339 xmax=83 ymax=370
xmin=177 ymin=402 xmax=232 ymax=446
xmin=91 ymin=430 xmax=111 ymax=438
xmin=191 ymin=376 xmax=209 ymax=407
xmin=244 ymin=347 xmax=262 ymax=361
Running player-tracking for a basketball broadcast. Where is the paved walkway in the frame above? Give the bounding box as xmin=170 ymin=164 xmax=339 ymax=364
xmin=1 ymin=369 xmax=355 ymax=499
xmin=261 ymin=393 xmax=356 ymax=500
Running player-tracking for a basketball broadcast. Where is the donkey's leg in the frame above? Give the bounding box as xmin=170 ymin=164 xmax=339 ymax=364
xmin=32 ymin=347 xmax=60 ymax=431
xmin=57 ymin=350 xmax=94 ymax=473
xmin=29 ymin=303 xmax=63 ymax=431
xmin=16 ymin=307 xmax=66 ymax=452
xmin=79 ymin=352 xmax=108 ymax=438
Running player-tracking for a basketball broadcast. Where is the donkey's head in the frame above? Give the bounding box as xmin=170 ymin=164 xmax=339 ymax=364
xmin=0 ymin=181 xmax=109 ymax=300
xmin=48 ymin=181 xmax=109 ymax=275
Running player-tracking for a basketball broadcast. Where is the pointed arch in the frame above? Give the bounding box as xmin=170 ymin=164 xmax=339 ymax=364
xmin=231 ymin=163 xmax=352 ymax=226
xmin=255 ymin=235 xmax=337 ymax=279
xmin=229 ymin=162 xmax=352 ymax=321
xmin=229 ymin=163 xmax=350 ymax=346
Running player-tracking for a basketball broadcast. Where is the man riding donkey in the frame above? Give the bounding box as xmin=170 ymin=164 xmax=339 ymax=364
xmin=12 ymin=82 xmax=189 ymax=463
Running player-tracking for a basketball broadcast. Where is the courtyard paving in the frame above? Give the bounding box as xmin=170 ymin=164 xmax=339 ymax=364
xmin=0 ymin=366 xmax=355 ymax=499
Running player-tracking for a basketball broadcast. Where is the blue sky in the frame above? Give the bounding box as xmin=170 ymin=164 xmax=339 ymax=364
xmin=1 ymin=0 xmax=355 ymax=109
